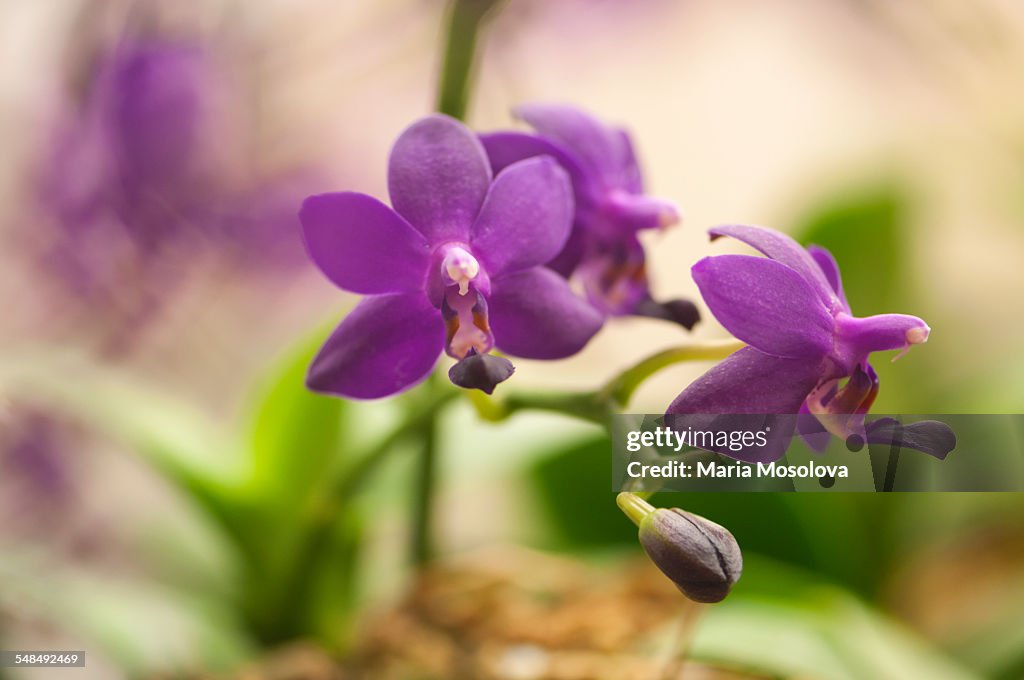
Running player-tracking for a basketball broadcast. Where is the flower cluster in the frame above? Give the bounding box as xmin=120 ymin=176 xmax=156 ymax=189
xmin=300 ymin=105 xmax=934 ymax=461
xmin=667 ymin=224 xmax=934 ymax=461
xmin=302 ymin=105 xmax=702 ymax=398
xmin=301 ymin=115 xmax=604 ymax=398
xmin=482 ymin=104 xmax=699 ymax=327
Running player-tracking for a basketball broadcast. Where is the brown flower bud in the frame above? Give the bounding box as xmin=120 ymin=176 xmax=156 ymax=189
xmin=448 ymin=352 xmax=514 ymax=394
xmin=618 ymin=493 xmax=742 ymax=603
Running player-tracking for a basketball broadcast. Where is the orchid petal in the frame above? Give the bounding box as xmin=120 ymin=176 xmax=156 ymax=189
xmin=665 ymin=347 xmax=830 ymax=463
xmin=692 ymin=255 xmax=834 ymax=359
xmin=515 ymin=103 xmax=638 ymax=189
xmin=471 ymin=157 xmax=573 ymax=277
xmin=667 ymin=347 xmax=827 ymax=415
xmin=307 ymin=293 xmax=443 ymax=399
xmin=480 ymin=131 xmax=581 ymax=178
xmin=807 ymin=245 xmax=850 ymax=312
xmin=865 ymin=418 xmax=957 ymax=460
xmin=797 ymin=403 xmax=832 ymax=453
xmin=489 ymin=267 xmax=604 ymax=359
xmin=300 ymin=192 xmax=429 ymax=294
xmin=388 ymin=114 xmax=491 ymax=243
xmin=709 ymin=225 xmax=838 ymax=308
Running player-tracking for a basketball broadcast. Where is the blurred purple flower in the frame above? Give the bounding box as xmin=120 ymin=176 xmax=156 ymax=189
xmin=39 ymin=38 xmax=310 ymax=315
xmin=668 ymin=225 xmax=930 ymax=457
xmin=481 ymin=103 xmax=699 ymax=328
xmin=0 ymin=411 xmax=76 ymax=535
xmin=300 ymin=114 xmax=604 ymax=399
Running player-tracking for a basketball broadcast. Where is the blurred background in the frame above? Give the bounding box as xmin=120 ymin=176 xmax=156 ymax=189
xmin=1 ymin=0 xmax=1023 ymax=678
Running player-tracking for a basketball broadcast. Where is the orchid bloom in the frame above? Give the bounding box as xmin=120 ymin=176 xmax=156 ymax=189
xmin=481 ymin=104 xmax=699 ymax=328
xmin=668 ymin=225 xmax=931 ymax=458
xmin=300 ymin=114 xmax=604 ymax=399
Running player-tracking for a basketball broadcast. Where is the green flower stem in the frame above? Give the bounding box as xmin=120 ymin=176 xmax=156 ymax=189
xmin=436 ymin=0 xmax=504 ymax=119
xmin=616 ymin=491 xmax=655 ymax=527
xmin=411 ymin=415 xmax=439 ymax=566
xmin=470 ymin=388 xmax=610 ymax=424
xmin=466 ymin=339 xmax=744 ymax=426
xmin=600 ymin=339 xmax=744 ymax=408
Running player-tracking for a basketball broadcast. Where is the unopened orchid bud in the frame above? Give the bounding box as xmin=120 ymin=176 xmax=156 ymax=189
xmin=617 ymin=493 xmax=742 ymax=603
xmin=633 ymin=298 xmax=701 ymax=330
xmin=447 ymin=351 xmax=515 ymax=394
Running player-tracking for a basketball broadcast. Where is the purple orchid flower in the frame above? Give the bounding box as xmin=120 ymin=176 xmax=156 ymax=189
xmin=40 ymin=39 xmax=309 ymax=300
xmin=299 ymin=114 xmax=604 ymax=399
xmin=480 ymin=104 xmax=699 ymax=328
xmin=31 ymin=36 xmax=316 ymax=354
xmin=667 ymin=225 xmax=931 ymax=462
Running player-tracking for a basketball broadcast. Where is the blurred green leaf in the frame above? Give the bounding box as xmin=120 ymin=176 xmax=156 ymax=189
xmin=0 ymin=553 xmax=253 ymax=675
xmin=233 ymin=329 xmax=367 ymax=647
xmin=305 ymin=511 xmax=364 ymax=649
xmin=692 ymin=557 xmax=980 ymax=680
xmin=956 ymin=611 xmax=1024 ymax=680
xmin=1 ymin=352 xmax=241 ymax=534
xmin=795 ymin=182 xmax=909 ymax=315
xmin=528 ymin=435 xmax=636 ymax=549
xmin=244 ymin=336 xmax=345 ymax=508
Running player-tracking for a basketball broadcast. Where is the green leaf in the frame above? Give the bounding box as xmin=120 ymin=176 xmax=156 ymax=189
xmin=0 ymin=352 xmax=240 ymax=532
xmin=691 ymin=557 xmax=980 ymax=680
xmin=795 ymin=182 xmax=909 ymax=315
xmin=528 ymin=435 xmax=636 ymax=549
xmin=244 ymin=333 xmax=346 ymax=509
xmin=0 ymin=552 xmax=253 ymax=675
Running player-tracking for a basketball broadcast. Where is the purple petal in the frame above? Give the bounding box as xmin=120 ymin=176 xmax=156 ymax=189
xmin=106 ymin=42 xmax=211 ymax=190
xmin=797 ymin=403 xmax=832 ymax=453
xmin=480 ymin=130 xmax=599 ymax=204
xmin=488 ymin=267 xmax=604 ymax=359
xmin=300 ymin=192 xmax=430 ymax=294
xmin=547 ymin=226 xmax=585 ymax=277
xmin=388 ymin=114 xmax=491 ymax=243
xmin=308 ymin=293 xmax=443 ymax=399
xmin=665 ymin=347 xmax=830 ymax=464
xmin=865 ymin=418 xmax=956 ymax=460
xmin=667 ymin=347 xmax=827 ymax=415
xmin=480 ymin=131 xmax=582 ymax=178
xmin=709 ymin=225 xmax=838 ymax=309
xmin=576 ymin=235 xmax=652 ymax=315
xmin=835 ymin=313 xmax=930 ymax=359
xmin=614 ymin=128 xmax=644 ymax=194
xmin=514 ymin=103 xmax=638 ymax=190
xmin=692 ymin=255 xmax=834 ymax=359
xmin=807 ymin=245 xmax=850 ymax=312
xmin=471 ymin=157 xmax=573 ymax=277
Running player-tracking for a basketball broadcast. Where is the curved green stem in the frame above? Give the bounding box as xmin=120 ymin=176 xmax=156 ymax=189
xmin=616 ymin=492 xmax=655 ymax=527
xmin=466 ymin=339 xmax=744 ymax=426
xmin=600 ymin=339 xmax=743 ymax=408
xmin=472 ymin=388 xmax=610 ymax=424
